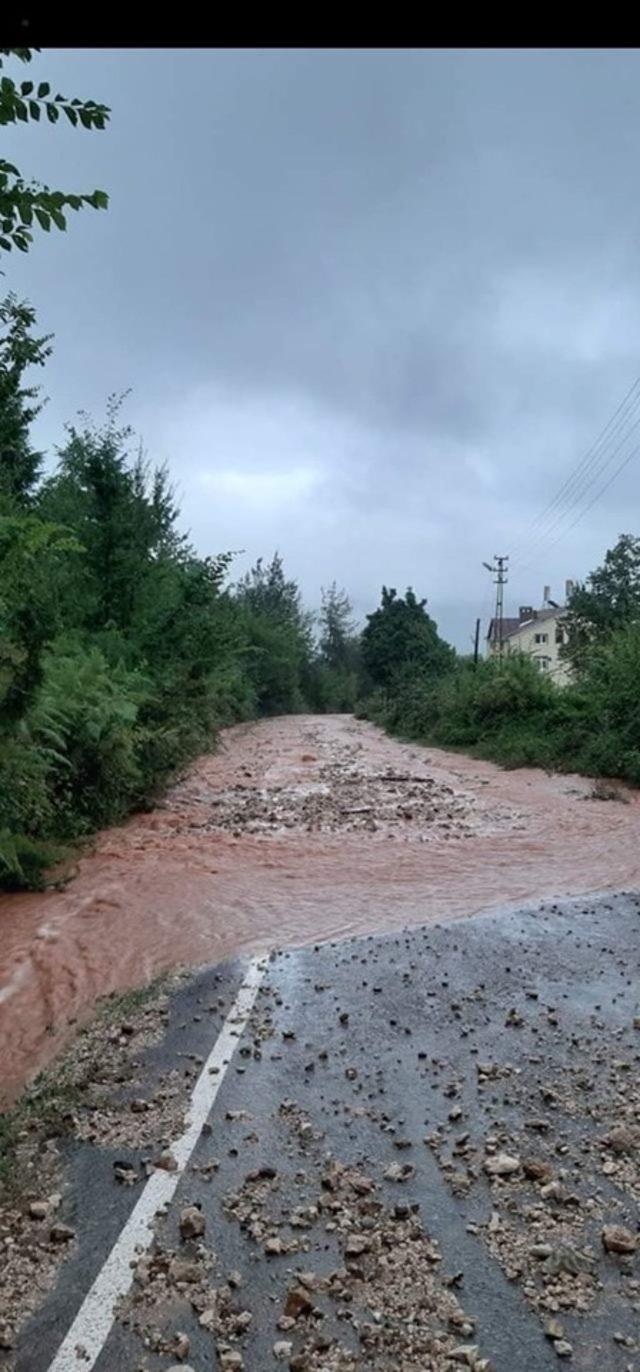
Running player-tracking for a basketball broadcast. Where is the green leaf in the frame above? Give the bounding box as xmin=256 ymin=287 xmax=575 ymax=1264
xmin=46 ymin=103 xmax=59 ymax=123
xmin=91 ymin=189 xmax=109 ymax=210
xmin=14 ymin=234 xmax=30 ymax=251
xmin=50 ymin=209 xmax=66 ymax=231
xmin=29 ymin=100 xmax=40 ymax=121
xmin=14 ymin=99 xmax=28 ymax=122
xmin=20 ymin=80 xmax=33 ymax=95
xmin=0 ymin=236 xmax=12 ymax=251
xmin=34 ymin=208 xmax=50 ymax=232
xmin=37 ymin=81 xmax=50 ymax=98
xmin=63 ymin=105 xmax=78 ymax=127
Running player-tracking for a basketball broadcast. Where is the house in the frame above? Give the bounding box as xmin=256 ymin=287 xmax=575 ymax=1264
xmin=486 ymin=581 xmax=574 ymax=685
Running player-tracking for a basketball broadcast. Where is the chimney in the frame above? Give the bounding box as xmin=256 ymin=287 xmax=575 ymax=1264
xmin=565 ymin=578 xmax=574 ymax=602
xmin=543 ymin=584 xmax=551 ymax=606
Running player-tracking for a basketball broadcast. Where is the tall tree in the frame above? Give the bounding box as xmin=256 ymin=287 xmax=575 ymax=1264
xmin=0 ymin=293 xmax=52 ymax=502
xmin=361 ymin=586 xmax=454 ymax=691
xmin=319 ymin=582 xmax=356 ymax=670
xmin=0 ymin=47 xmax=109 ymax=256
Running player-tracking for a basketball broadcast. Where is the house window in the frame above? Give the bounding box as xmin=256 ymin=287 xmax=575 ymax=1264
xmin=536 ymin=657 xmax=551 ymax=673
xmin=534 ymin=632 xmax=548 ymax=644
xmin=555 ymin=626 xmax=565 ymax=645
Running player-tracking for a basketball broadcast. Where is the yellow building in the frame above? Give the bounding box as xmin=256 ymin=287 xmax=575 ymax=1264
xmin=486 ymin=582 xmax=574 ymax=686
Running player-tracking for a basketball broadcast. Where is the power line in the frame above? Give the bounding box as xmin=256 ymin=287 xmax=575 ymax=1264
xmin=512 ymin=403 xmax=640 ymax=572
xmin=522 ymin=373 xmax=640 ymax=540
xmin=511 ymin=373 xmax=640 ymax=574
xmin=516 ymin=437 xmax=640 ymax=575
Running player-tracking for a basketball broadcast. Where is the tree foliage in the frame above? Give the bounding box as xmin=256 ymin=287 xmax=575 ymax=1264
xmin=564 ymin=534 xmax=640 ymax=670
xmin=0 ymin=48 xmax=109 ymax=256
xmin=361 ymin=586 xmax=454 ymax=692
xmin=0 ymin=293 xmax=52 ymax=501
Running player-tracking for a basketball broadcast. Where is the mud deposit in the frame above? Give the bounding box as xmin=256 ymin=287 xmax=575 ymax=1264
xmin=2 ymin=715 xmax=639 ymax=1102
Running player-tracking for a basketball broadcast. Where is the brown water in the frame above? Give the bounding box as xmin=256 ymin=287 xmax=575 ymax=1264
xmin=1 ymin=714 xmax=639 ymax=1104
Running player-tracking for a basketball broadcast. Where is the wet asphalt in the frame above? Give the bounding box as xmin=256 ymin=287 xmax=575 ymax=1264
xmin=14 ymin=891 xmax=640 ymax=1372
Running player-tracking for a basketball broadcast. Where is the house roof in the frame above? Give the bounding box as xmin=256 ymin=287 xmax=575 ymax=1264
xmin=486 ymin=606 xmax=566 ymax=642
xmin=487 ymin=617 xmax=522 ymax=642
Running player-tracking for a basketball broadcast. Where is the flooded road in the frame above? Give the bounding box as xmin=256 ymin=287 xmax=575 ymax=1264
xmin=1 ymin=713 xmax=639 ymax=1103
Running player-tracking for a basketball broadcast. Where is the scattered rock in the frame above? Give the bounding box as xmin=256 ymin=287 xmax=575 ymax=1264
xmin=602 ymin=1225 xmax=638 ymax=1255
xmin=284 ymin=1286 xmax=314 ymax=1319
xmin=384 ymin=1161 xmax=415 ymax=1182
xmin=179 ymin=1205 xmax=205 ymax=1240
xmin=49 ymin=1223 xmax=75 ymax=1243
xmin=28 ymin=1200 xmax=48 ymax=1220
xmin=172 ymin=1331 xmax=191 ymax=1361
xmin=483 ymin=1152 xmax=521 ymax=1178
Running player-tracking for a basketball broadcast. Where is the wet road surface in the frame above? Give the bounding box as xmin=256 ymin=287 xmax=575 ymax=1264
xmin=9 ymin=893 xmax=640 ymax=1372
xmin=3 ymin=714 xmax=640 ymax=1103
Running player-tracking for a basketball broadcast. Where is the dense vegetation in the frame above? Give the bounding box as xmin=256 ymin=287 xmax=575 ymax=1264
xmin=363 ymin=535 xmax=640 ymax=788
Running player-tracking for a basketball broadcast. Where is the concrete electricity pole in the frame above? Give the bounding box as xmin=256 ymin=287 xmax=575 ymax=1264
xmin=483 ymin=555 xmax=509 ymax=656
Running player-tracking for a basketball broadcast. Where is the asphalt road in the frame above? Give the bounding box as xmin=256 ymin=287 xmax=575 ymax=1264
xmin=11 ymin=892 xmax=640 ymax=1372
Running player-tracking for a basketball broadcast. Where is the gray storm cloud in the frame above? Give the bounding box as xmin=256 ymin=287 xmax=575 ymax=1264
xmin=4 ymin=47 xmax=640 ymax=647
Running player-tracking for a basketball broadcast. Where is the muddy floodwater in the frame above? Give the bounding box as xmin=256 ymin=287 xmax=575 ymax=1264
xmin=2 ymin=713 xmax=640 ymax=1103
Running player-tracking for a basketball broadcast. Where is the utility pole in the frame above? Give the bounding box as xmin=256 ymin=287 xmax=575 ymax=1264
xmin=482 ymin=555 xmax=509 ymax=657
xmin=473 ymin=616 xmax=480 ymax=667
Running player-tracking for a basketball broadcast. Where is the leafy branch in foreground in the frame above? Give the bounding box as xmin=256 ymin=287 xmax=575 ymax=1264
xmin=0 ymin=48 xmax=109 ymax=254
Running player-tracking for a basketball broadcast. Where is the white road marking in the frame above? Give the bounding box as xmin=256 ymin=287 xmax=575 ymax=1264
xmin=47 ymin=955 xmax=267 ymax=1372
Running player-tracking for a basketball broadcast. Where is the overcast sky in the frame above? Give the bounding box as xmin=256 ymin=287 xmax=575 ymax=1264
xmin=5 ymin=47 xmax=640 ymax=648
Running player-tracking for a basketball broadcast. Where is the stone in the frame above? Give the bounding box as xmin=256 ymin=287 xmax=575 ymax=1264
xmin=604 ymin=1125 xmax=637 ymax=1155
xmin=484 ymin=1152 xmax=521 ymax=1177
xmin=345 ymin=1233 xmax=371 ymax=1256
xmin=553 ymin=1341 xmax=574 ymax=1358
xmin=602 ymin=1224 xmax=638 ymax=1255
xmin=179 ymin=1205 xmax=205 ymax=1240
xmin=218 ymin=1352 xmax=244 ymax=1369
xmin=523 ymin=1158 xmax=554 ymax=1183
xmin=283 ymin=1286 xmax=314 ymax=1319
xmin=450 ymin=1346 xmax=480 ymax=1365
xmin=154 ymin=1150 xmax=178 ymax=1171
xmin=49 ymin=1223 xmax=75 ymax=1242
xmin=28 ymin=1200 xmax=48 ymax=1220
xmin=544 ymin=1319 xmax=565 ymax=1340
xmin=172 ymin=1332 xmax=191 ymax=1361
xmin=265 ymin=1236 xmax=285 ymax=1256
xmin=273 ymin=1342 xmax=293 ymax=1361
xmin=169 ymin=1257 xmax=201 ymax=1284
xmin=383 ymin=1161 xmax=415 ymax=1182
